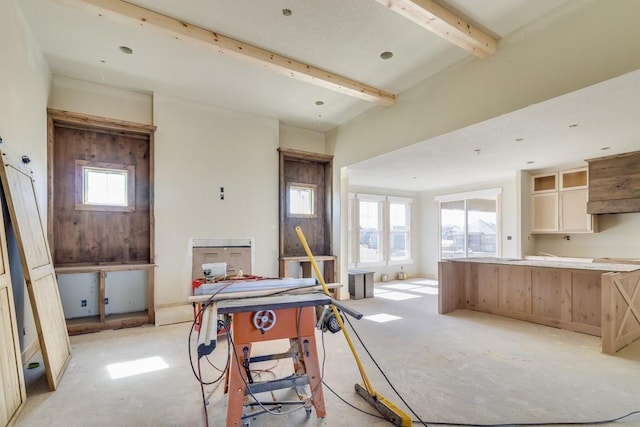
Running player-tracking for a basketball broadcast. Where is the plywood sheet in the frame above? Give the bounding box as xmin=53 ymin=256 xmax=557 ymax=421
xmin=0 ymin=197 xmax=26 ymax=427
xmin=0 ymin=154 xmax=71 ymax=391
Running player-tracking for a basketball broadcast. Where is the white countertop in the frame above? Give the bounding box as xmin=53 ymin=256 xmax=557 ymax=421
xmin=448 ymin=257 xmax=640 ymax=272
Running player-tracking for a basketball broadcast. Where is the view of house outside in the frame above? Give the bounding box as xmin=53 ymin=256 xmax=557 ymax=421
xmin=441 ymin=198 xmax=497 ymax=259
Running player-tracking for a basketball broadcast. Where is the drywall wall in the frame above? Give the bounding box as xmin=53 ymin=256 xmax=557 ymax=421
xmin=0 ymin=0 xmax=51 ymax=360
xmin=153 ymin=93 xmax=279 ymax=323
xmin=533 ymin=213 xmax=640 ymax=259
xmin=279 ymin=123 xmax=325 ymax=153
xmin=49 ymin=75 xmax=153 ymax=125
xmin=418 ymin=176 xmax=518 ymax=278
xmin=328 ymin=0 xmax=640 ymax=282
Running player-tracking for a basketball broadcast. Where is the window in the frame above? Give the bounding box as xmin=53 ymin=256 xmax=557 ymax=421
xmin=84 ymin=167 xmax=128 ymax=206
xmin=437 ymin=188 xmax=501 ymax=260
xmin=287 ymin=183 xmax=316 ymax=217
xmin=359 ymin=198 xmax=383 ymax=263
xmin=389 ymin=199 xmax=410 ymax=261
xmin=75 ymin=160 xmax=135 ymax=212
xmin=349 ymin=193 xmax=412 ymax=267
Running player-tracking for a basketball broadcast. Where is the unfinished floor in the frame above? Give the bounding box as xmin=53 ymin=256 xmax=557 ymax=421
xmin=13 ymin=278 xmax=640 ymax=427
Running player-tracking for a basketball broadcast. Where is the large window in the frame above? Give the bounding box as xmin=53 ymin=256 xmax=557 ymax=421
xmin=437 ymin=189 xmax=501 ymax=259
xmin=359 ymin=198 xmax=383 ymax=263
xmin=389 ymin=199 xmax=410 ymax=261
xmin=349 ymin=193 xmax=412 ymax=267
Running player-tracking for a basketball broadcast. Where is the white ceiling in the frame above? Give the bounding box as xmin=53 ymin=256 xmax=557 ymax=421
xmin=348 ymin=69 xmax=640 ymax=192
xmin=20 ymin=0 xmax=640 ymax=194
xmin=20 ymin=0 xmax=568 ymax=132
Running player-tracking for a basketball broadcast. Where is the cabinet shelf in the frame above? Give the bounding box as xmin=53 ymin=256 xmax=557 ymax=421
xmin=532 ymin=173 xmax=557 ymax=193
xmin=561 ymin=169 xmax=588 ymax=190
xmin=55 ymin=263 xmax=155 ymax=334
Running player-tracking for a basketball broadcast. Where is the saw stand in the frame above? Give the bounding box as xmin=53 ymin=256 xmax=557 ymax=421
xmin=216 ymin=293 xmax=331 ymax=427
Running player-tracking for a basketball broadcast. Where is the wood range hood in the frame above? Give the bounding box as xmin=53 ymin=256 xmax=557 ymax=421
xmin=587 ymin=150 xmax=640 ymax=214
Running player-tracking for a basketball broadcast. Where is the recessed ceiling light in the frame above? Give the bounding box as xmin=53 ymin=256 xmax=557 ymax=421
xmin=601 ymin=146 xmax=611 ymax=150
xmin=315 ymin=101 xmax=324 ymax=106
xmin=515 ymin=138 xmax=524 ymax=142
xmin=119 ymin=46 xmax=133 ymax=55
xmin=282 ymin=8 xmax=292 ymax=16
xmin=380 ymin=51 xmax=393 ymax=60
xmin=569 ymin=123 xmax=578 ymax=128
xmin=527 ymin=161 xmax=535 ymax=164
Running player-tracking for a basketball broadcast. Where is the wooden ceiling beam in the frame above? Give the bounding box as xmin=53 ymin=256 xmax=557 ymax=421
xmin=375 ymin=0 xmax=497 ymax=58
xmin=60 ymin=0 xmax=396 ymax=106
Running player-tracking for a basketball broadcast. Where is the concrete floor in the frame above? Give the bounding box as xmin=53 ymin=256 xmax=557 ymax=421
xmin=13 ymin=278 xmax=640 ymax=427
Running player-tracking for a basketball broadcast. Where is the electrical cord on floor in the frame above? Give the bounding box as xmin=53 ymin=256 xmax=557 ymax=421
xmin=323 ymin=378 xmax=640 ymax=427
xmin=343 ymin=314 xmax=429 ymax=425
xmin=408 ymin=410 xmax=640 ymax=427
xmin=188 ymin=282 xmax=239 ymax=427
xmin=322 ymin=379 xmax=385 ymax=420
xmin=228 ymin=328 xmax=313 ymax=416
xmin=339 ymin=315 xmax=640 ymax=427
xmin=188 ymin=305 xmax=229 ymax=385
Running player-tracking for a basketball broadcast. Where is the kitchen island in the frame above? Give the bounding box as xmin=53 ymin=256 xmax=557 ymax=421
xmin=438 ymin=257 xmax=640 ymax=354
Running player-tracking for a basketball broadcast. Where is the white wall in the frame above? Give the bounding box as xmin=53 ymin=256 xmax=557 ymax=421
xmin=49 ymin=75 xmax=153 ymax=125
xmin=279 ymin=123 xmax=325 ymax=153
xmin=0 ymin=0 xmax=51 ymax=359
xmin=532 ymin=213 xmax=640 ymax=259
xmin=153 ymin=93 xmax=279 ymax=323
xmin=328 ymin=0 xmax=640 ymax=282
xmin=418 ymin=177 xmax=518 ymax=278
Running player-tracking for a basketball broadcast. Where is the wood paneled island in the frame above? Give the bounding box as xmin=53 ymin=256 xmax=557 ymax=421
xmin=438 ymin=258 xmax=640 ymax=354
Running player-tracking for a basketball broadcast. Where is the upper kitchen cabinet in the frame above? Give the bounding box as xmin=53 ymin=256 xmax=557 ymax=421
xmin=587 ymin=150 xmax=640 ymax=214
xmin=531 ymin=168 xmax=597 ymax=234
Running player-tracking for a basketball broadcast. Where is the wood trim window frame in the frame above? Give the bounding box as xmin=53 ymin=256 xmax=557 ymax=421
xmin=286 ymin=181 xmax=318 ymax=218
xmin=74 ymin=159 xmax=136 ymax=212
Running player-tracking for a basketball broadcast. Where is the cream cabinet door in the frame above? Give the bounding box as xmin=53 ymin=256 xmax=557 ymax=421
xmin=560 ymin=189 xmax=592 ymax=232
xmin=531 ymin=193 xmax=558 ymax=232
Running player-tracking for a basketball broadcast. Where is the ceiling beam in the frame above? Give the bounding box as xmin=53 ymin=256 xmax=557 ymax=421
xmin=375 ymin=0 xmax=497 ymax=58
xmin=59 ymin=0 xmax=396 ymax=106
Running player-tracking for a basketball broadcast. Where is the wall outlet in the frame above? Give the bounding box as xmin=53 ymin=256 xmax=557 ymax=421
xmin=81 ymin=299 xmax=87 ymax=307
xmin=105 ymin=297 xmax=109 ymax=305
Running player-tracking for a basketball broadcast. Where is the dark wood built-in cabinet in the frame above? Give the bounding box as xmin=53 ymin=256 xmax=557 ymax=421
xmin=278 ymin=149 xmax=335 ymax=282
xmin=47 ymin=109 xmax=156 ymax=334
